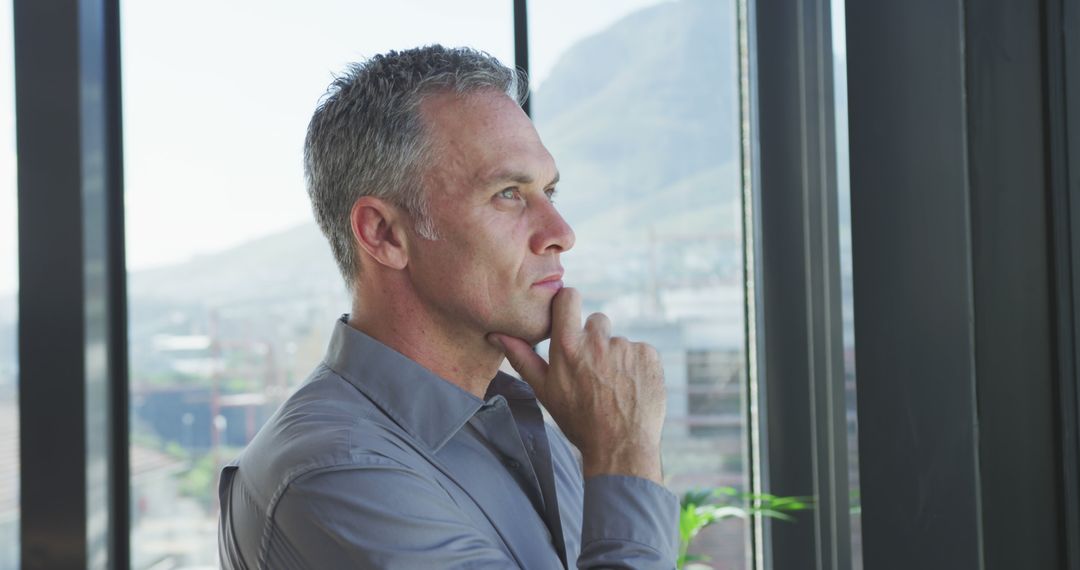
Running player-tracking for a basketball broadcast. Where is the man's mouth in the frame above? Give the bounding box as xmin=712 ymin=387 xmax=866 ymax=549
xmin=532 ymin=272 xmax=564 ymax=291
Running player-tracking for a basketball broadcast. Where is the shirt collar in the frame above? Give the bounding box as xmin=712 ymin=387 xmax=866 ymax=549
xmin=322 ymin=315 xmax=536 ymax=452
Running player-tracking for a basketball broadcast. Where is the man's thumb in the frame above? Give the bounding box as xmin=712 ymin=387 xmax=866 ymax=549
xmin=487 ymin=333 xmax=549 ymax=388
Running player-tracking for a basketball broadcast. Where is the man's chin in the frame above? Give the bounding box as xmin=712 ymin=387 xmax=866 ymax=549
xmin=500 ymin=316 xmax=552 ymax=346
xmin=520 ymin=327 xmax=551 ymax=346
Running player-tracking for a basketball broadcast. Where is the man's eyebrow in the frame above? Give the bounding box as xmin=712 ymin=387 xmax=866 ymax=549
xmin=482 ymin=170 xmax=560 ymax=187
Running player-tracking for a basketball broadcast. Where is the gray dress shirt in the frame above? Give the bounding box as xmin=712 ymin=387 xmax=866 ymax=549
xmin=218 ymin=316 xmax=679 ymax=569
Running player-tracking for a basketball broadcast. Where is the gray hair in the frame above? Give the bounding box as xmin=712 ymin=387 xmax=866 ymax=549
xmin=304 ymin=45 xmax=528 ymax=292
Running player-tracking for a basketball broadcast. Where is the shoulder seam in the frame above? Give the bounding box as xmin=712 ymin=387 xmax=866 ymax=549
xmin=255 ymin=453 xmax=413 ymax=566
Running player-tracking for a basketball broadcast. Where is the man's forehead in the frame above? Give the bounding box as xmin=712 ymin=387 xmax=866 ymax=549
xmin=420 ymin=90 xmax=557 ymax=187
xmin=419 ymin=88 xmax=516 ymax=129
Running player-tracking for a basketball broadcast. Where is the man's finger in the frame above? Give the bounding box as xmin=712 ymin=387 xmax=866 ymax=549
xmin=551 ymin=287 xmax=583 ymax=344
xmin=584 ymin=312 xmax=612 ymax=339
xmin=488 ymin=333 xmax=549 ymax=390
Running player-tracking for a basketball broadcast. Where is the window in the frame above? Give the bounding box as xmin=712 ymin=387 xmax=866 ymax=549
xmin=12 ymin=0 xmax=1077 ymax=568
xmin=528 ymin=0 xmax=751 ymax=564
xmin=0 ymin=0 xmax=18 ymax=567
xmin=121 ymin=2 xmax=513 ymax=566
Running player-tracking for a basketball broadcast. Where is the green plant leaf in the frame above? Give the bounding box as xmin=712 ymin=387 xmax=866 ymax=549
xmin=679 ymin=485 xmax=815 ymax=568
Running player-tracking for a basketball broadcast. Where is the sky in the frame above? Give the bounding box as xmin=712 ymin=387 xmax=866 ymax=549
xmin=0 ymin=0 xmax=666 ymax=296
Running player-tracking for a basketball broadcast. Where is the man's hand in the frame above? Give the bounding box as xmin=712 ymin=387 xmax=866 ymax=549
xmin=488 ymin=287 xmax=667 ymax=484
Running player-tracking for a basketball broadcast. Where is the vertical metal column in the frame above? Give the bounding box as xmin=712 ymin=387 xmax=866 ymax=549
xmin=15 ymin=0 xmax=125 ymax=568
xmin=1048 ymin=0 xmax=1080 ymax=568
xmin=513 ymin=0 xmax=530 ymax=117
xmin=965 ymin=2 xmax=1062 ymax=569
xmin=104 ymin=0 xmax=130 ymax=566
xmin=750 ymin=0 xmax=852 ymax=567
xmin=844 ymin=1 xmax=984 ymax=567
xmin=737 ymin=0 xmax=769 ymax=564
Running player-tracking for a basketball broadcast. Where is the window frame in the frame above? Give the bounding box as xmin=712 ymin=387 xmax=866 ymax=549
xmin=743 ymin=0 xmax=855 ymax=567
xmin=14 ymin=0 xmax=128 ymax=567
xmin=1048 ymin=0 xmax=1080 ymax=566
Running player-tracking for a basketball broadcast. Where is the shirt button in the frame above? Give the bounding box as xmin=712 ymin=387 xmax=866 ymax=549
xmin=505 ymin=459 xmax=522 ymax=470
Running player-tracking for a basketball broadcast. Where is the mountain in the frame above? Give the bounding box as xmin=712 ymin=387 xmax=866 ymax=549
xmin=533 ymin=0 xmax=740 ymax=235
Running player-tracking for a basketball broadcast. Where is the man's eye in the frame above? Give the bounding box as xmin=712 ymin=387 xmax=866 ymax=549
xmin=497 ymin=188 xmax=519 ymax=200
xmin=545 ymin=188 xmax=558 ymax=204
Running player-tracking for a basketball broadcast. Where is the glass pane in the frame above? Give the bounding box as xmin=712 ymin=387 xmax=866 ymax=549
xmin=529 ymin=0 xmax=750 ymax=567
xmin=121 ymin=3 xmax=513 ymax=567
xmin=0 ymin=0 xmax=18 ymax=566
xmin=832 ymin=0 xmax=863 ymax=566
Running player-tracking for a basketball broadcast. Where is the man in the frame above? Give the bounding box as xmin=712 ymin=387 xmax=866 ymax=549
xmin=218 ymin=45 xmax=678 ymax=569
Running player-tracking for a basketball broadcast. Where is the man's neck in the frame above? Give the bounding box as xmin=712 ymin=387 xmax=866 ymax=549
xmin=347 ymin=303 xmax=503 ymax=400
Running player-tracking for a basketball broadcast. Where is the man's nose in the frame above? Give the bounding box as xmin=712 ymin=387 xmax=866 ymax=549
xmin=530 ymin=199 xmax=576 ymax=255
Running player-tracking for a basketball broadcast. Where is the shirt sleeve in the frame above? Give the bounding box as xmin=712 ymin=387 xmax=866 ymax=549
xmin=578 ymin=475 xmax=680 ymax=570
xmin=266 ymin=457 xmax=678 ymax=570
xmin=267 ymin=457 xmax=517 ymax=569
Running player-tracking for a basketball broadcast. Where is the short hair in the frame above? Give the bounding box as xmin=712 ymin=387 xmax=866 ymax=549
xmin=304 ymin=45 xmax=528 ymax=292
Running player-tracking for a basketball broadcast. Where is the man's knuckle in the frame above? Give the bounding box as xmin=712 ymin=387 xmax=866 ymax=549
xmin=586 ymin=333 xmax=607 ymax=355
xmin=637 ymin=342 xmax=660 ymax=360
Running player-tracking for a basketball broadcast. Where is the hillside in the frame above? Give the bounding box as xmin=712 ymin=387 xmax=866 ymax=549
xmin=533 ymin=0 xmax=740 ymax=233
xmin=128 ymin=222 xmax=341 ymax=306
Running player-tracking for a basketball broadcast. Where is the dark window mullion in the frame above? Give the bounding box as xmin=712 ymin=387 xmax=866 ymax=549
xmin=104 ymin=0 xmax=130 ymax=566
xmin=1047 ymin=0 xmax=1080 ymax=567
xmin=513 ymin=0 xmax=530 ymax=117
xmin=15 ymin=0 xmax=125 ymax=567
xmin=749 ymin=0 xmax=852 ymax=568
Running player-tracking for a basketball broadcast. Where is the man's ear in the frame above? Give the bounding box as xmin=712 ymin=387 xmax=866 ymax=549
xmin=350 ymin=196 xmax=409 ymax=271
